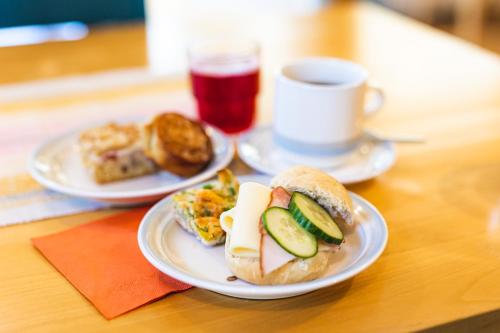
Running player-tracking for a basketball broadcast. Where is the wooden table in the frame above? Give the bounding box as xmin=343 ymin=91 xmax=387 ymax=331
xmin=1 ymin=2 xmax=500 ymax=332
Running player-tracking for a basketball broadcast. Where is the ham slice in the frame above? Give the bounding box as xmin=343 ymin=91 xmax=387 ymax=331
xmin=261 ymin=234 xmax=296 ymax=275
xmin=268 ymin=186 xmax=291 ymax=209
xmin=260 ymin=187 xmax=296 ymax=275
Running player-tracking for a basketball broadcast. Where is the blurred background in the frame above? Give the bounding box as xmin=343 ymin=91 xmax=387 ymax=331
xmin=0 ymin=0 xmax=499 ymax=83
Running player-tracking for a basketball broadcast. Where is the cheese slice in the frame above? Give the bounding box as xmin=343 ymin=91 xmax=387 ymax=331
xmin=219 ymin=182 xmax=271 ymax=258
xmin=220 ymin=208 xmax=235 ymax=233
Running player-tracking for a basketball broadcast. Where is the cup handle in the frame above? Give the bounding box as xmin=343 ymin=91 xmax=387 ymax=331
xmin=364 ymin=82 xmax=385 ymax=117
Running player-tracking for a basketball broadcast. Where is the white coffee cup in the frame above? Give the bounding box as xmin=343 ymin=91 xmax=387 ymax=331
xmin=273 ymin=57 xmax=384 ymax=154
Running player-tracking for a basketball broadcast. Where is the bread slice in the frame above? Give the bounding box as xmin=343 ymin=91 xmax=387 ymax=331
xmin=271 ymin=166 xmax=353 ymax=225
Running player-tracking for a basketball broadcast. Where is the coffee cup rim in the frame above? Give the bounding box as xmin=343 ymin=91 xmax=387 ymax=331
xmin=278 ymin=57 xmax=368 ymax=90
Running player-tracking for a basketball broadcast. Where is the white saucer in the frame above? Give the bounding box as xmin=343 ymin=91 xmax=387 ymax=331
xmin=28 ymin=124 xmax=234 ymax=206
xmin=237 ymin=126 xmax=396 ymax=184
xmin=138 ymin=174 xmax=388 ymax=299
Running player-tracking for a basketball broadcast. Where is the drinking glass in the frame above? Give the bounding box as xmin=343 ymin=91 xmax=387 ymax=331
xmin=188 ymin=39 xmax=260 ymax=134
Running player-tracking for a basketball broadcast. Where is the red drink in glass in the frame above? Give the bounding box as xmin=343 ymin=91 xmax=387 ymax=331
xmin=188 ymin=40 xmax=260 ymax=134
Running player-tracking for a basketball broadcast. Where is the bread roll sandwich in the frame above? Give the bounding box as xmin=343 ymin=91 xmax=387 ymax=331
xmin=220 ymin=166 xmax=353 ymax=285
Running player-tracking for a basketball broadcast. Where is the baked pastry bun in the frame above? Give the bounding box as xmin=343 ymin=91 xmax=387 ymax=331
xmin=221 ymin=166 xmax=353 ymax=285
xmin=78 ymin=123 xmax=156 ymax=183
xmin=142 ymin=113 xmax=213 ymax=177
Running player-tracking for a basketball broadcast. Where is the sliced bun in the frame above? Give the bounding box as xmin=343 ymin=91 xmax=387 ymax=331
xmin=271 ymin=166 xmax=353 ymax=225
xmin=224 ymin=235 xmax=334 ymax=285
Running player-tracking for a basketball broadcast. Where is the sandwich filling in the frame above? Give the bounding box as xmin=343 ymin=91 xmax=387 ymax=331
xmin=221 ymin=184 xmax=342 ymax=276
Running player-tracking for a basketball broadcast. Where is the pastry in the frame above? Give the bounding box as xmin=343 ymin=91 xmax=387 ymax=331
xmin=142 ymin=113 xmax=213 ymax=177
xmin=172 ymin=169 xmax=239 ymax=246
xmin=78 ymin=123 xmax=156 ymax=183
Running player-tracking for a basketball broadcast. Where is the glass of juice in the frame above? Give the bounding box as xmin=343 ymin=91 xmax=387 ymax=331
xmin=188 ymin=39 xmax=260 ymax=134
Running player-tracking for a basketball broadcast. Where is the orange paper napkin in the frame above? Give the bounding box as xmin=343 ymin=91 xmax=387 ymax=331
xmin=32 ymin=207 xmax=192 ymax=319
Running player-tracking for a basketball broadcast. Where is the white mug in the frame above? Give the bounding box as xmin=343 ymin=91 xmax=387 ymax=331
xmin=273 ymin=57 xmax=384 ymax=154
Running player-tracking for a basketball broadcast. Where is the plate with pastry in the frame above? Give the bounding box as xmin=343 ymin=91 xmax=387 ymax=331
xmin=28 ymin=112 xmax=234 ymax=205
xmin=138 ymin=166 xmax=388 ymax=299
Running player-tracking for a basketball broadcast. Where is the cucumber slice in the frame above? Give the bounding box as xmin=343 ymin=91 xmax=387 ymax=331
xmin=289 ymin=192 xmax=344 ymax=245
xmin=262 ymin=207 xmax=318 ymax=258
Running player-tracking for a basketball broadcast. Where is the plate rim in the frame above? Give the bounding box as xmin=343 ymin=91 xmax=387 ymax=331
xmin=237 ymin=125 xmax=396 ymax=184
xmin=138 ymin=175 xmax=388 ymax=297
xmin=28 ymin=124 xmax=234 ymax=200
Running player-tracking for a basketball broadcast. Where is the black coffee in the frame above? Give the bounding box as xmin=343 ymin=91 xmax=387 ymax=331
xmin=303 ymin=80 xmax=344 ymax=86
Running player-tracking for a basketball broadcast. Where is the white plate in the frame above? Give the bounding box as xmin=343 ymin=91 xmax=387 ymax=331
xmin=238 ymin=126 xmax=396 ymax=184
xmin=138 ymin=174 xmax=388 ymax=299
xmin=28 ymin=124 xmax=234 ymax=205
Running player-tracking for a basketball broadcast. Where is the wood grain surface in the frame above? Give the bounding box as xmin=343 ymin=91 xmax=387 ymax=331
xmin=1 ymin=1 xmax=500 ymax=332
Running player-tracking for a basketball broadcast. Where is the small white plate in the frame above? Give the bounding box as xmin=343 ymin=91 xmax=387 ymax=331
xmin=238 ymin=126 xmax=396 ymax=184
xmin=28 ymin=124 xmax=234 ymax=205
xmin=138 ymin=174 xmax=388 ymax=299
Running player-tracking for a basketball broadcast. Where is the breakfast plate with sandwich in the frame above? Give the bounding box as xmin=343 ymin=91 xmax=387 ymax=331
xmin=138 ymin=166 xmax=388 ymax=299
xmin=28 ymin=112 xmax=234 ymax=205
